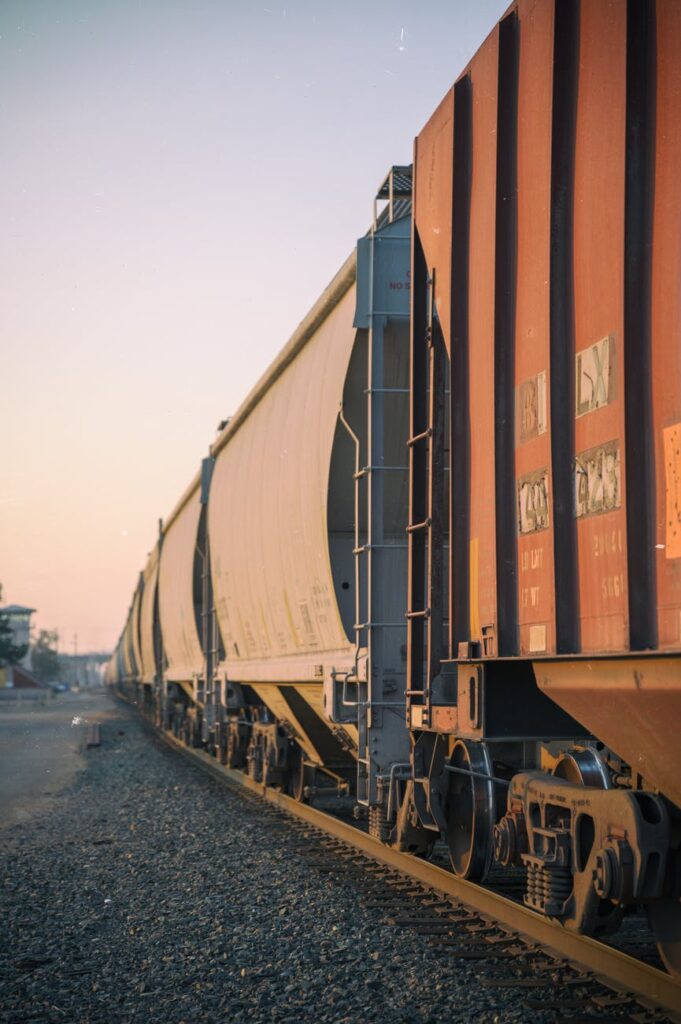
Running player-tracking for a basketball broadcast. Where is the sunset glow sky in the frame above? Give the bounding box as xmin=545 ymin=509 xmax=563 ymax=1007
xmin=2 ymin=0 xmax=508 ymax=653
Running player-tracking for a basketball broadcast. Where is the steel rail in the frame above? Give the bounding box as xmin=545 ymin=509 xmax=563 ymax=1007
xmin=153 ymin=724 xmax=681 ymax=1019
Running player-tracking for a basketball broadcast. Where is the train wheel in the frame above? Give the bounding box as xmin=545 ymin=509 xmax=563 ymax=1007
xmin=226 ymin=725 xmax=244 ymax=769
xmin=552 ymin=747 xmax=611 ymax=789
xmin=248 ymin=750 xmax=261 ymax=782
xmin=215 ymin=724 xmax=226 ymax=764
xmin=551 ymin=746 xmax=623 ymax=936
xmin=288 ymin=744 xmax=310 ymax=803
xmin=445 ymin=739 xmax=495 ymax=881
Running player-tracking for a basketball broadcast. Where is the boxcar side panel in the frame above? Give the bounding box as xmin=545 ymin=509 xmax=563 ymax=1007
xmin=653 ymin=0 xmax=681 ymax=647
xmin=514 ymin=0 xmax=556 ymax=656
xmin=412 ymin=90 xmax=454 ymax=353
xmin=466 ymin=28 xmax=500 ymax=652
xmin=573 ymin=1 xmax=628 ymax=652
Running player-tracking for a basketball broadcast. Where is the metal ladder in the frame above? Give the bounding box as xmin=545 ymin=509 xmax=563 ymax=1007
xmin=201 ymin=533 xmax=220 ymax=710
xmin=406 ymin=265 xmax=446 ymax=730
xmin=199 ymin=457 xmax=220 ymax=729
xmin=353 ymin=265 xmax=411 ymax=806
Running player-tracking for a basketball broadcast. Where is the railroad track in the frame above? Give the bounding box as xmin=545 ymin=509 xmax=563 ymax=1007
xmin=143 ymin=719 xmax=681 ymax=1022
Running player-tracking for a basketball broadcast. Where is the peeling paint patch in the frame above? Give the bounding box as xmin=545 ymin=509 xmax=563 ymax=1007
xmin=575 ymin=334 xmax=616 ymax=417
xmin=574 ymin=440 xmax=621 ymax=519
xmin=516 ymin=370 xmax=547 ymax=443
xmin=517 ymin=469 xmax=550 ymax=534
xmin=664 ymin=422 xmax=681 ymax=559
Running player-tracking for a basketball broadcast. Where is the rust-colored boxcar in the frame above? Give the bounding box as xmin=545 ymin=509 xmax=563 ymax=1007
xmin=408 ymin=0 xmax=681 ymax=969
xmin=412 ymin=0 xmax=681 ymax=665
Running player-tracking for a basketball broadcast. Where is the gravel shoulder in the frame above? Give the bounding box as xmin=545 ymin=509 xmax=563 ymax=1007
xmin=1 ymin=695 xmax=599 ymax=1024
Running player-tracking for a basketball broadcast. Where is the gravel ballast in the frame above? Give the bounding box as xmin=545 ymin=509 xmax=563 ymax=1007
xmin=0 ymin=694 xmax=637 ymax=1023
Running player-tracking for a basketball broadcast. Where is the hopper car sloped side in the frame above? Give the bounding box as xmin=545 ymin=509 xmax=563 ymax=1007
xmin=205 ymin=256 xmax=361 ymax=782
xmin=208 ymin=282 xmax=358 ymax=680
xmin=139 ymin=542 xmax=160 ymax=685
xmin=114 ymin=638 xmax=125 ymax=690
xmin=158 ymin=481 xmax=204 ymax=694
xmin=121 ymin=591 xmax=139 ymax=683
xmin=155 ymin=470 xmax=237 ymax=746
xmin=135 ymin=541 xmax=163 ymax=719
xmin=130 ymin=578 xmax=144 ymax=680
xmin=205 ymin=194 xmax=412 ymax=791
xmin=109 ymin=171 xmax=414 ymax=802
xmin=404 ymin=0 xmax=681 ymax=976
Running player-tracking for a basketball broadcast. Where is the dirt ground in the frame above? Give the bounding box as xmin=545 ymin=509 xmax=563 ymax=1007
xmin=0 ymin=689 xmax=115 ymax=830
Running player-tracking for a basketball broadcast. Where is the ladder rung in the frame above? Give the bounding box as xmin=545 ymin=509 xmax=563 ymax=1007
xmin=407 ymin=518 xmax=431 ymax=534
xmin=365 ymin=388 xmax=410 ymax=395
xmin=407 ymin=428 xmax=432 ymax=448
xmin=353 ymin=543 xmax=408 ymax=555
xmin=354 ymin=622 xmax=406 ymax=629
xmin=354 ymin=465 xmax=408 ymax=479
xmin=367 ymin=311 xmax=410 ymax=319
xmin=406 ymin=608 xmax=431 ymax=620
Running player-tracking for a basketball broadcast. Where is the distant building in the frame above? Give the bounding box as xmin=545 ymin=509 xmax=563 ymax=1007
xmin=0 ymin=604 xmax=35 ymax=668
xmin=61 ymin=652 xmax=109 ymax=689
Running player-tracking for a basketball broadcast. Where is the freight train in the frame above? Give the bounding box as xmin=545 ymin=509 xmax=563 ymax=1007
xmin=107 ymin=0 xmax=681 ymax=978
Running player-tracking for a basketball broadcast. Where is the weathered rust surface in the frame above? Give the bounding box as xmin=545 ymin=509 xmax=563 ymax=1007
xmin=535 ymin=657 xmax=681 ymax=812
xmin=514 ymin=0 xmax=555 ymax=656
xmin=572 ymin=1 xmax=628 ymax=652
xmin=412 ymin=90 xmax=454 ymax=353
xmin=652 ymin=0 xmax=681 ymax=647
xmin=413 ymin=0 xmax=681 ymax=663
xmin=467 ymin=25 xmax=498 ymax=650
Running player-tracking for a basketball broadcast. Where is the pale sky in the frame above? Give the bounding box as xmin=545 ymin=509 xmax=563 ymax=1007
xmin=1 ymin=0 xmax=508 ymax=653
